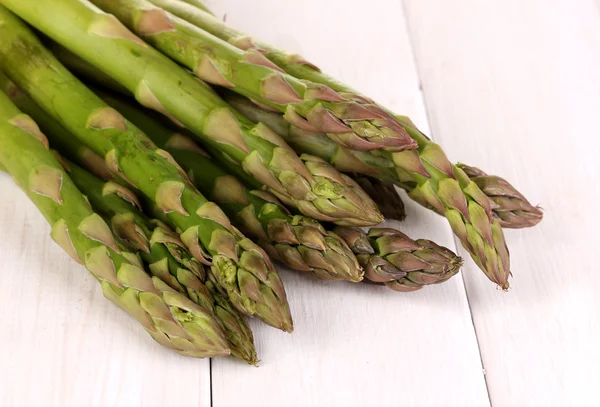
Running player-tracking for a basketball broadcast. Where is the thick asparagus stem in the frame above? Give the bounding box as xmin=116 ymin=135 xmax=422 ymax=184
xmin=63 ymin=158 xmax=258 ymax=364
xmin=49 ymin=44 xmax=131 ymax=96
xmin=0 ymin=70 xmax=114 ymax=181
xmin=94 ymin=89 xmax=363 ymax=282
xmin=7 ymin=0 xmax=382 ymax=227
xmin=99 ymin=0 xmax=417 ymax=153
xmin=0 ymin=7 xmax=292 ymax=331
xmin=0 ymin=87 xmax=230 ymax=358
xmin=335 ymin=228 xmax=463 ymax=292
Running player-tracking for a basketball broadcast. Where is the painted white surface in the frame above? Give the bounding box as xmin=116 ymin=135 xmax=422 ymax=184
xmin=402 ymin=0 xmax=600 ymax=406
xmin=0 ymin=174 xmax=211 ymax=406
xmin=1 ymin=0 xmax=597 ymax=406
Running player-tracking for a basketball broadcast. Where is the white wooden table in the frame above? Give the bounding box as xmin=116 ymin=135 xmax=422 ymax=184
xmin=1 ymin=0 xmax=599 ymax=406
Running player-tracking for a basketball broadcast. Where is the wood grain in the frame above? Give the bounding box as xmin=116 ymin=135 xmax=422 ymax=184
xmin=208 ymin=1 xmax=490 ymax=406
xmin=0 ymin=173 xmax=211 ymax=407
xmin=403 ymin=0 xmax=600 ymax=405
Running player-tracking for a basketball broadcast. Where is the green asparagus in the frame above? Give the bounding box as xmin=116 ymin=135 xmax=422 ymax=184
xmin=0 ymin=6 xmax=292 ymax=331
xmin=7 ymin=0 xmax=383 ymax=227
xmin=93 ymin=89 xmax=363 ymax=282
xmin=227 ymin=91 xmax=542 ymax=229
xmin=221 ymin=92 xmax=512 ymax=287
xmin=63 ymin=158 xmax=258 ymax=364
xmin=335 ymin=228 xmax=463 ymax=292
xmin=0 ymin=87 xmax=230 ymax=358
xmin=92 ymin=0 xmax=417 ymax=153
xmin=158 ymin=0 xmax=514 ymax=288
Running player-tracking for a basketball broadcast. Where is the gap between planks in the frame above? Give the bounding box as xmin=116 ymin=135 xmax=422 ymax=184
xmin=398 ymin=0 xmax=493 ymax=404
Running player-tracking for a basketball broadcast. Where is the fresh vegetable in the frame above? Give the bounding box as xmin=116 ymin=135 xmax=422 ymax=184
xmin=95 ymin=0 xmax=418 ymax=153
xmin=0 ymin=6 xmax=292 ymax=331
xmin=63 ymin=158 xmax=258 ymax=364
xmin=221 ymin=92 xmax=512 ymax=288
xmin=0 ymin=85 xmax=229 ymax=358
xmin=6 ymin=0 xmax=383 ymax=227
xmin=93 ymin=89 xmax=364 ymax=282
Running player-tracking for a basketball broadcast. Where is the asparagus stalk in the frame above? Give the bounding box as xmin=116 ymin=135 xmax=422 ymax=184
xmin=49 ymin=44 xmax=131 ymax=97
xmin=335 ymin=228 xmax=463 ymax=292
xmin=0 ymin=70 xmax=114 ymax=181
xmin=94 ymin=89 xmax=363 ymax=282
xmin=92 ymin=0 xmax=417 ymax=153
xmin=0 ymin=7 xmax=292 ymax=332
xmin=62 ymin=158 xmax=258 ymax=364
xmin=177 ymin=0 xmax=215 ymax=15
xmin=154 ymin=0 xmax=515 ymax=288
xmin=0 ymin=87 xmax=230 ymax=358
xmin=456 ymin=164 xmax=543 ymax=229
xmin=6 ymin=0 xmax=382 ymax=228
xmin=352 ymin=176 xmax=406 ymax=222
xmin=221 ymin=92 xmax=513 ymax=288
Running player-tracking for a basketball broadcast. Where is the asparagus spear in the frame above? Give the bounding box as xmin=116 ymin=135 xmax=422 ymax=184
xmin=0 ymin=88 xmax=230 ymax=358
xmin=352 ymin=176 xmax=406 ymax=222
xmin=456 ymin=164 xmax=543 ymax=229
xmin=0 ymin=7 xmax=292 ymax=332
xmin=62 ymin=158 xmax=258 ymax=364
xmin=5 ymin=0 xmax=382 ymax=228
xmin=335 ymin=228 xmax=463 ymax=292
xmin=91 ymin=0 xmax=417 ymax=153
xmin=93 ymin=89 xmax=363 ymax=282
xmin=154 ymin=0 xmax=514 ymax=288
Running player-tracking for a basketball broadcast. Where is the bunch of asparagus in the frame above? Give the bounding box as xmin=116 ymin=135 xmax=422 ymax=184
xmin=0 ymin=0 xmax=541 ymax=364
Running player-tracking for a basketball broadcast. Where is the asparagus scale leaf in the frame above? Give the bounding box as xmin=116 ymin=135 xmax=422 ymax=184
xmin=0 ymin=6 xmax=292 ymax=331
xmin=0 ymin=86 xmax=229 ymax=358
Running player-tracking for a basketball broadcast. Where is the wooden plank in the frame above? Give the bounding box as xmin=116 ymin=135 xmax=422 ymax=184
xmin=208 ymin=1 xmax=491 ymax=406
xmin=403 ymin=0 xmax=600 ymax=405
xmin=0 ymin=173 xmax=211 ymax=407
